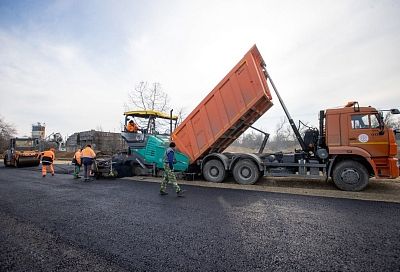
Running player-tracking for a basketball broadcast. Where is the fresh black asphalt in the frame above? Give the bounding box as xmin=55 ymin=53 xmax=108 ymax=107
xmin=0 ymin=165 xmax=399 ymax=271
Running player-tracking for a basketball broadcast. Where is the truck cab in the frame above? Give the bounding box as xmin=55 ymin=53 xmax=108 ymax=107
xmin=324 ymin=102 xmax=399 ymax=190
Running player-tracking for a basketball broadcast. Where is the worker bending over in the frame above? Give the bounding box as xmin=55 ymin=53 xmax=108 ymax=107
xmin=73 ymin=148 xmax=82 ymax=179
xmin=41 ymin=147 xmax=56 ymax=177
xmin=81 ymin=144 xmax=96 ymax=181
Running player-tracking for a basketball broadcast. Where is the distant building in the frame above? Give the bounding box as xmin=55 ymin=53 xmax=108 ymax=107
xmin=66 ymin=130 xmax=127 ymax=154
xmin=32 ymin=122 xmax=45 ymax=140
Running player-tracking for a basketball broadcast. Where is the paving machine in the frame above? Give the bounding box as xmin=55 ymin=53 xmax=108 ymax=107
xmin=113 ymin=110 xmax=189 ymax=177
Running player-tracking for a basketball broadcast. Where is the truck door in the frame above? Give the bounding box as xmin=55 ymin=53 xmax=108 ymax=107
xmin=348 ymin=113 xmax=388 ymax=156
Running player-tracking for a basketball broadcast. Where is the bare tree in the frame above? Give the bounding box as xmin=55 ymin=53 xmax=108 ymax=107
xmin=125 ymin=82 xmax=169 ymax=112
xmin=0 ymin=116 xmax=17 ymax=153
xmin=174 ymin=107 xmax=187 ymax=125
xmin=383 ymin=112 xmax=400 ymax=129
xmin=267 ymin=117 xmax=313 ymax=152
xmin=125 ymin=82 xmax=187 ymax=132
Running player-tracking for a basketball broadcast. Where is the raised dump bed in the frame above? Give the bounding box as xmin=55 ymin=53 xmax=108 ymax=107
xmin=172 ymin=45 xmax=273 ymax=163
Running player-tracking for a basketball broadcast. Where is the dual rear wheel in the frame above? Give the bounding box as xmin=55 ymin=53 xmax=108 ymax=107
xmin=202 ymin=158 xmax=370 ymax=191
xmin=202 ymin=159 xmax=260 ymax=185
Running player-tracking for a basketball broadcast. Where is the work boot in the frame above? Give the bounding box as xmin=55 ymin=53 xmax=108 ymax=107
xmin=159 ymin=191 xmax=168 ymax=196
xmin=176 ymin=189 xmax=186 ymax=197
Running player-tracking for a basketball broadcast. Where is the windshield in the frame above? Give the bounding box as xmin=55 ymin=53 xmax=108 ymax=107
xmin=15 ymin=139 xmax=35 ymax=150
xmin=125 ymin=115 xmax=176 ymax=135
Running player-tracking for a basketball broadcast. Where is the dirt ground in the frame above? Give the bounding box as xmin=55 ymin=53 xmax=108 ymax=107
xmin=129 ymin=175 xmax=400 ymax=204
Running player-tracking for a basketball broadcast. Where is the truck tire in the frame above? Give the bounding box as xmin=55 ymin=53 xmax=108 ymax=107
xmin=332 ymin=160 xmax=369 ymax=191
xmin=233 ymin=159 xmax=260 ymax=185
xmin=132 ymin=165 xmax=141 ymax=176
xmin=203 ymin=159 xmax=226 ymax=183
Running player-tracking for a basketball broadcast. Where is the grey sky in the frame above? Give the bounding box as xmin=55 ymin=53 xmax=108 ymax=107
xmin=0 ymin=0 xmax=399 ymax=139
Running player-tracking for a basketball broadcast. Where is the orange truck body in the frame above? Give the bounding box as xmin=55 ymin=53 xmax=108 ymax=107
xmin=172 ymin=45 xmax=273 ymax=163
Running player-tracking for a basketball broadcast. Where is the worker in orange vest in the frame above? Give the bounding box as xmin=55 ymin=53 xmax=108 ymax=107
xmin=41 ymin=147 xmax=56 ymax=177
xmin=73 ymin=148 xmax=82 ymax=179
xmin=125 ymin=120 xmax=139 ymax=133
xmin=81 ymin=144 xmax=96 ymax=181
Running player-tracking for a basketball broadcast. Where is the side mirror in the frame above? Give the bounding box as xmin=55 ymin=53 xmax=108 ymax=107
xmin=390 ymin=109 xmax=400 ymax=114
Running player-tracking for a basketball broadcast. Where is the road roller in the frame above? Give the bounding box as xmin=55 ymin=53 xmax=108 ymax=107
xmin=3 ymin=137 xmax=41 ymax=167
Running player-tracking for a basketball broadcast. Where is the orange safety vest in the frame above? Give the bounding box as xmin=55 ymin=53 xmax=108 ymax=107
xmin=82 ymin=147 xmax=96 ymax=158
xmin=74 ymin=151 xmax=82 ymax=164
xmin=42 ymin=150 xmax=55 ymax=163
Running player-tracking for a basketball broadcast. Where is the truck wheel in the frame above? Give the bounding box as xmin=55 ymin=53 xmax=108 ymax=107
xmin=203 ymin=159 xmax=226 ymax=183
xmin=332 ymin=160 xmax=369 ymax=191
xmin=233 ymin=159 xmax=260 ymax=185
xmin=132 ymin=165 xmax=142 ymax=176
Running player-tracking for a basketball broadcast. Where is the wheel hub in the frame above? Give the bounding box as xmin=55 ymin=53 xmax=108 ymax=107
xmin=210 ymin=167 xmax=219 ymax=177
xmin=341 ymin=168 xmax=360 ymax=184
xmin=240 ymin=167 xmax=251 ymax=179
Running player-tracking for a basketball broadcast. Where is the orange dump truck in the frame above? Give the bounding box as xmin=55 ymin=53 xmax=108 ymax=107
xmin=171 ymin=45 xmax=399 ymax=191
xmin=173 ymin=45 xmax=273 ymax=163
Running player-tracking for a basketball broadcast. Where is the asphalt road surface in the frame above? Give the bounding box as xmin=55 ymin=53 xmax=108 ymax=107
xmin=1 ymin=165 xmax=400 ymax=271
